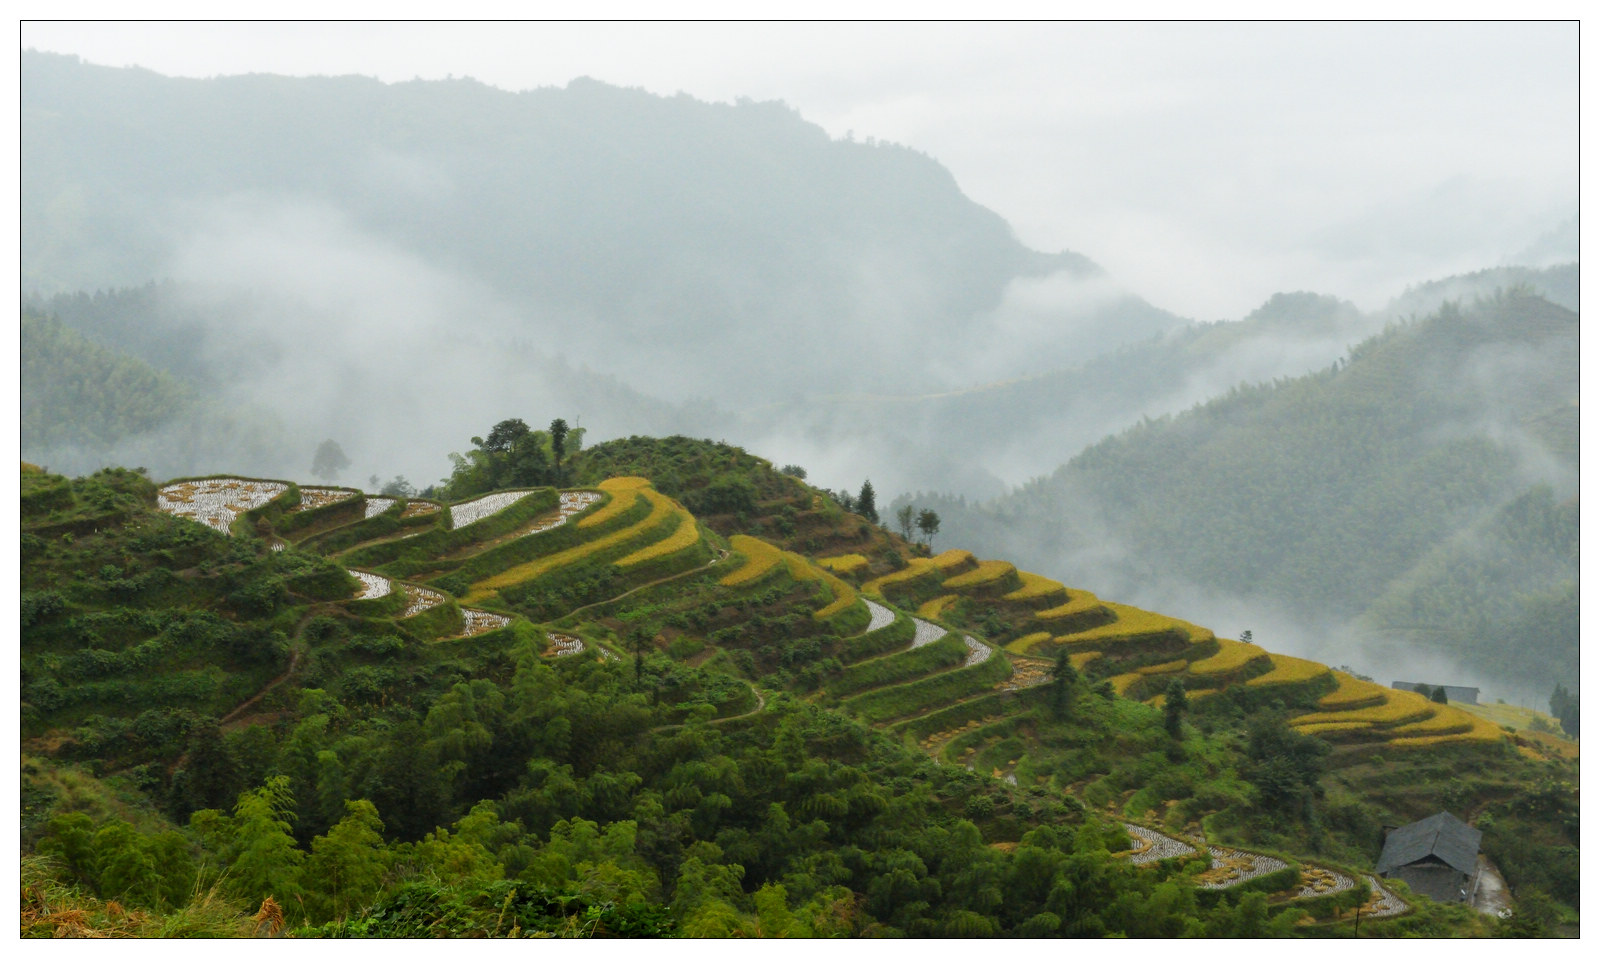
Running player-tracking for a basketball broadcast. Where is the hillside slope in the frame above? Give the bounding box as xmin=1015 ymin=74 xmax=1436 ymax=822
xmin=20 ymin=441 xmax=1578 ymax=936
xmin=914 ymin=290 xmax=1578 ymax=700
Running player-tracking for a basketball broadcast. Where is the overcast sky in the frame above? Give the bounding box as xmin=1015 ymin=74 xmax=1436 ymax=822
xmin=19 ymin=20 xmax=1580 ymax=320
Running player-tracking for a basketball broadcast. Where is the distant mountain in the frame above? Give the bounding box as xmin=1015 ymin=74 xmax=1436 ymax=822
xmin=21 ymin=50 xmax=1175 ymax=406
xmin=1383 ymin=262 xmax=1577 ymax=319
xmin=19 ymin=285 xmax=710 ymax=485
xmin=909 ymin=289 xmax=1578 ymax=701
xmin=732 ymin=290 xmax=1380 ymax=499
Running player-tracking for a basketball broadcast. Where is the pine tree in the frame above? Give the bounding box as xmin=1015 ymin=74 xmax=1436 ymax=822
xmin=857 ymin=479 xmax=879 ymax=524
xmin=1164 ymin=680 xmax=1188 ymax=740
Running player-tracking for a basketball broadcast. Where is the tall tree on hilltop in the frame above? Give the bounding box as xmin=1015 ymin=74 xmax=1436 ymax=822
xmin=550 ymin=418 xmax=570 ymax=471
xmin=311 ymin=439 xmax=350 ymax=483
xmin=480 ymin=418 xmax=530 ymax=453
xmin=896 ymin=504 xmax=916 ymax=541
xmin=857 ymin=479 xmax=879 ymax=524
xmin=1550 ymin=684 xmax=1579 ymax=737
xmin=916 ymin=508 xmax=941 ymax=551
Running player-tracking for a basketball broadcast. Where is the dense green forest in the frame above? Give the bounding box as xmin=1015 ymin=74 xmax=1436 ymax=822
xmin=20 ymin=311 xmax=191 ymax=451
xmin=19 ymin=437 xmax=1578 ymax=937
xmin=914 ymin=290 xmax=1578 ymax=701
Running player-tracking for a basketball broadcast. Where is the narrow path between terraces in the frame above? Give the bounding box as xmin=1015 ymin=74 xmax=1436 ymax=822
xmin=648 ymin=596 xmax=895 ymax=734
xmin=651 ymin=682 xmax=769 ymax=733
xmin=218 ymin=616 xmax=312 ymax=730
xmin=555 ymin=547 xmax=731 ymax=621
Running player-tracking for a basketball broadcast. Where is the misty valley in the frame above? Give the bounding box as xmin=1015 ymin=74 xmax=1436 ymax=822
xmin=18 ymin=49 xmax=1577 ymax=939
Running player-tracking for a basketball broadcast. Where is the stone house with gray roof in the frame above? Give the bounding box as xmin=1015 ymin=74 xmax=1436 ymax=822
xmin=1375 ymin=811 xmax=1482 ymax=903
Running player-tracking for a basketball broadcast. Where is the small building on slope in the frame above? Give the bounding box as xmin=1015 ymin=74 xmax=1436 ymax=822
xmin=1375 ymin=811 xmax=1482 ymax=903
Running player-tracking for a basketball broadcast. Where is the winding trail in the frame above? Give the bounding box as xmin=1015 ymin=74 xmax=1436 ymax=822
xmin=555 ymin=547 xmax=730 ymax=620
xmin=219 ymin=645 xmax=303 ymax=730
xmin=650 ymin=682 xmax=769 ymax=732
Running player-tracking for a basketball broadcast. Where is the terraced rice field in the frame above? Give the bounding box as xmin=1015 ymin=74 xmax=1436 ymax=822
xmin=998 ymin=658 xmax=1051 ymax=691
xmin=1121 ymin=824 xmax=1197 ymax=865
xmin=782 ymin=553 xmax=859 ymax=619
xmin=1287 ymin=673 xmax=1505 ymax=749
xmin=156 ymin=478 xmax=288 ymax=533
xmin=401 ymin=584 xmax=446 ymax=618
xmin=577 ymin=481 xmax=644 ymax=529
xmin=1048 ymin=603 xmax=1185 ymax=646
xmin=1198 ymin=847 xmax=1289 ymax=889
xmin=464 ymin=487 xmax=675 ymax=602
xmin=597 ymin=476 xmax=652 ymax=491
xmin=519 ymin=491 xmax=604 ymax=537
xmin=401 ymin=500 xmax=440 ymax=519
xmin=862 ymin=558 xmax=939 ymax=596
xmin=818 ymin=554 xmax=868 ymax=574
xmin=1288 ymin=689 xmax=1435 ymax=730
xmin=1003 ymin=571 xmax=1067 ymax=604
xmin=1293 ymin=866 xmax=1355 ymax=899
xmin=962 ymin=636 xmax=992 ymax=667
xmin=1361 ymin=875 xmax=1410 ymax=918
xmin=617 ymin=508 xmax=700 ymax=568
xmin=1005 ymin=632 xmax=1053 ymax=655
xmin=449 ymin=490 xmax=534 ymax=530
xmin=1388 ymin=710 xmax=1506 ymax=748
xmin=1033 ymin=589 xmax=1106 ymax=623
xmin=1188 ymin=638 xmax=1270 ymax=676
xmin=1107 ymin=672 xmax=1145 ymax=695
xmin=1318 ymin=672 xmax=1389 ymax=710
xmin=364 ymin=497 xmax=398 ymax=519
xmin=290 ymin=487 xmax=357 ymax=512
xmin=920 ymin=718 xmax=991 ymax=756
xmin=1245 ymin=653 xmax=1330 ymax=687
xmin=349 ymin=570 xmax=391 ymax=600
xmin=910 ymin=617 xmax=949 ymax=649
xmin=862 ymin=599 xmax=896 ymax=633
xmin=458 ymin=609 xmax=511 ymax=638
xmin=721 ymin=535 xmax=784 ymax=586
xmin=943 ymin=559 xmax=1015 ymax=590
xmin=918 ymin=595 xmax=958 ymax=619
xmin=1137 ymin=659 xmax=1187 ymax=676
xmin=545 ymin=633 xmax=585 ymax=657
xmin=931 ymin=549 xmax=976 ymax=572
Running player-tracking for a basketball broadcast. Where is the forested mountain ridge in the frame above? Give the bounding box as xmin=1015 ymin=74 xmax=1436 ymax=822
xmin=20 ymin=435 xmax=1577 ymax=937
xmin=910 ymin=289 xmax=1577 ymax=703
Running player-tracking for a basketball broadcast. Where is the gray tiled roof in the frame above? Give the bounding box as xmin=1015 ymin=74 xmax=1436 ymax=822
xmin=1376 ymin=811 xmax=1481 ymax=876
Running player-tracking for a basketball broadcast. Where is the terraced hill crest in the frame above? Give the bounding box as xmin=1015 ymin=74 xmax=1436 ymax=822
xmin=148 ymin=471 xmax=1512 ymax=759
xmin=22 ymin=446 xmax=1578 ymax=936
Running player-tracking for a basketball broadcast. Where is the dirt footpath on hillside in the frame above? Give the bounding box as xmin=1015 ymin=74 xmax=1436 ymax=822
xmin=1472 ymin=855 xmax=1513 ymax=917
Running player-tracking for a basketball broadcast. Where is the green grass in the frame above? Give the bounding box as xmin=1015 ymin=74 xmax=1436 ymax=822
xmin=827 ymin=632 xmax=967 ymax=697
xmin=840 ymin=650 xmax=1012 ymax=724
